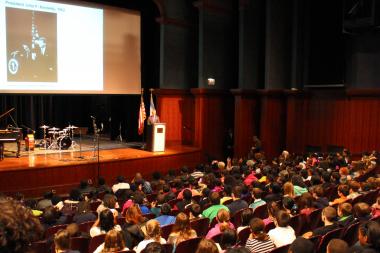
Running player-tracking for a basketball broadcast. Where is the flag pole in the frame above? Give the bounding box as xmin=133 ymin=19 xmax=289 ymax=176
xmin=141 ymin=88 xmax=145 ymax=149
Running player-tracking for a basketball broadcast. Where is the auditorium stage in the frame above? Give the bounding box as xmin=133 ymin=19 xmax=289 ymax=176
xmin=0 ymin=142 xmax=202 ymax=198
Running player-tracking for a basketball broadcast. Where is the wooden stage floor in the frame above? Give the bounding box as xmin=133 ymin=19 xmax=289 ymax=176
xmin=0 ymin=144 xmax=202 ymax=198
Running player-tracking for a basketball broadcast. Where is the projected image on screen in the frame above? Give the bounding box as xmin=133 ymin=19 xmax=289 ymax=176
xmin=6 ymin=7 xmax=57 ymax=82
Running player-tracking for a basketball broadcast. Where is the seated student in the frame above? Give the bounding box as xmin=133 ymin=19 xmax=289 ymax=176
xmin=288 ymin=237 xmax=314 ymax=253
xmin=337 ymin=202 xmax=355 ymax=227
xmin=237 ymin=208 xmax=255 ymax=234
xmin=350 ymin=221 xmax=380 ymax=253
xmin=226 ymin=186 xmax=249 ymax=216
xmin=206 ymin=209 xmax=235 ymax=239
xmin=90 ymin=209 xmax=121 ymax=237
xmin=93 ymin=229 xmax=129 ymax=253
xmin=297 ymin=192 xmax=316 ymax=216
xmin=249 ymin=188 xmax=266 ymax=210
xmin=371 ymin=196 xmax=380 ymax=217
xmin=195 ymin=239 xmax=219 ymax=253
xmin=150 ymin=194 xmax=166 ymax=217
xmin=202 ymin=192 xmax=229 ymax=222
xmin=264 ymin=183 xmax=283 ymax=203
xmin=245 ymin=218 xmax=275 ymax=253
xmin=54 ymin=229 xmax=80 ymax=253
xmin=292 ymin=175 xmax=308 ymax=196
xmin=97 ymin=194 xmax=119 ymax=215
xmin=353 ymin=202 xmax=372 ymax=223
xmin=155 ymin=203 xmax=176 ymax=227
xmin=283 ymin=182 xmax=295 ymax=199
xmin=282 ymin=197 xmax=298 ymax=217
xmin=122 ymin=204 xmax=146 ymax=249
xmin=189 ymin=203 xmax=202 ymax=220
xmin=330 ymin=185 xmax=350 ymax=206
xmin=167 ymin=213 xmax=197 ymax=248
xmin=268 ymin=210 xmax=296 ymax=247
xmin=303 ymin=206 xmax=339 ymax=239
xmin=326 ymin=239 xmax=349 ymax=253
xmin=132 ymin=191 xmax=151 ymax=215
xmin=220 ymin=185 xmax=233 ymax=205
xmin=41 ymin=206 xmax=68 ymax=232
xmin=134 ymin=220 xmax=166 ymax=253
xmin=73 ymin=200 xmax=97 ymax=224
xmin=219 ymin=228 xmax=238 ymax=252
xmin=311 ymin=185 xmax=329 ymax=209
xmin=347 ymin=180 xmax=361 ymax=199
xmin=112 ymin=175 xmax=130 ymax=193
xmin=175 ymin=189 xmax=193 ymax=212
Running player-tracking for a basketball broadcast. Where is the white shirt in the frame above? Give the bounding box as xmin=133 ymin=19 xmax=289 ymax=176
xmin=134 ymin=238 xmax=166 ymax=253
xmin=268 ymin=226 xmax=296 ymax=248
xmin=89 ymin=224 xmax=121 ymax=238
xmin=112 ymin=182 xmax=130 ymax=193
xmin=93 ymin=243 xmax=129 ymax=253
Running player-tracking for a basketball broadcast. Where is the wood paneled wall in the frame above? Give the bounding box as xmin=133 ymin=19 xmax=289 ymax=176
xmin=156 ymin=88 xmax=380 ymax=160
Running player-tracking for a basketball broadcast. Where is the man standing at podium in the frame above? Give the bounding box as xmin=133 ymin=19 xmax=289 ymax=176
xmin=147 ymin=109 xmax=160 ymax=125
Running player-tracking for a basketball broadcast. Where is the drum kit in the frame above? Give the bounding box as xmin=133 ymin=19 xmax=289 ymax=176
xmin=40 ymin=124 xmax=79 ymax=150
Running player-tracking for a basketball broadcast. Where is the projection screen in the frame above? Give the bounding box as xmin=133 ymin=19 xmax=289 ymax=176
xmin=0 ymin=0 xmax=141 ymax=94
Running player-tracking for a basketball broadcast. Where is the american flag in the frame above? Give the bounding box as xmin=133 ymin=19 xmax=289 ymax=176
xmin=138 ymin=94 xmax=146 ymax=135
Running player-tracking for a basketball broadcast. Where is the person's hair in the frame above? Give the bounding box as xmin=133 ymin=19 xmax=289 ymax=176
xmin=125 ymin=204 xmax=145 ymax=224
xmin=292 ymin=175 xmax=307 ymax=188
xmin=98 ymin=177 xmax=106 ymax=186
xmin=313 ymin=185 xmax=324 ymax=198
xmin=195 ymin=239 xmax=219 ymax=253
xmin=322 ymin=171 xmax=331 ymax=183
xmin=54 ymin=229 xmax=70 ymax=251
xmin=282 ymin=197 xmax=297 ymax=215
xmin=270 ymin=182 xmax=282 ymax=194
xmin=232 ymin=185 xmax=242 ymax=198
xmin=338 ymin=202 xmax=352 ymax=217
xmin=251 ymin=188 xmax=263 ymax=199
xmin=267 ymin=201 xmax=284 ymax=218
xmin=66 ymin=223 xmax=81 ymax=237
xmin=101 ymin=229 xmax=126 ymax=253
xmin=145 ymin=220 xmax=162 ymax=242
xmin=322 ymin=206 xmax=337 ymax=223
xmin=69 ymin=188 xmax=82 ymax=201
xmin=275 ymin=210 xmax=290 ymax=227
xmin=172 ymin=212 xmax=194 ymax=240
xmin=354 ymin=202 xmax=371 ymax=219
xmin=283 ymin=182 xmax=295 ymax=198
xmin=359 ymin=221 xmax=380 ymax=250
xmin=338 ymin=185 xmax=350 ymax=197
xmin=300 ymin=169 xmax=309 ymax=180
xmin=77 ymin=200 xmax=91 ymax=214
xmin=225 ymin=247 xmax=251 ymax=253
xmin=103 ymin=194 xmax=117 ymax=209
xmin=297 ymin=192 xmax=314 ymax=210
xmin=249 ymin=218 xmax=269 ymax=241
xmin=117 ymin=175 xmax=125 ymax=183
xmin=160 ymin=203 xmax=172 ymax=216
xmin=144 ymin=242 xmax=164 ymax=253
xmin=183 ymin=189 xmax=192 ymax=201
xmin=42 ymin=206 xmax=59 ymax=225
xmin=327 ymin=239 xmax=349 ymax=253
xmin=348 ymin=181 xmax=360 ymax=192
xmin=288 ymin=237 xmax=315 ymax=253
xmin=220 ymin=228 xmax=237 ymax=250
xmin=216 ymin=209 xmax=231 ymax=232
xmin=0 ymin=198 xmax=43 ymax=253
xmin=240 ymin=208 xmax=254 ymax=227
xmin=210 ymin=192 xmax=221 ymax=205
xmin=99 ymin=209 xmax=115 ymax=232
xmin=189 ymin=204 xmax=201 ymax=217
xmin=133 ymin=191 xmax=145 ymax=205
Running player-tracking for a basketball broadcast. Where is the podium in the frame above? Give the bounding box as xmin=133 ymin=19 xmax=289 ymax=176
xmin=146 ymin=123 xmax=166 ymax=152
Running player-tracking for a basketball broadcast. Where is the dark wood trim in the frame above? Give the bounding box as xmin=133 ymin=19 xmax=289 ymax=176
xmin=257 ymin=89 xmax=286 ymax=98
xmin=346 ymin=88 xmax=380 ymax=97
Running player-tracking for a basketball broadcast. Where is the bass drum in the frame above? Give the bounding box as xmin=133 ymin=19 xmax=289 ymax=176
xmin=58 ymin=136 xmax=72 ymax=150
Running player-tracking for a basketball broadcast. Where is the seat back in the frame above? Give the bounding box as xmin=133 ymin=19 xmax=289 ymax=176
xmin=289 ymin=214 xmax=305 ymax=236
xmin=269 ymin=244 xmax=290 ymax=253
xmin=78 ymin=221 xmax=95 ymax=233
xmin=161 ymin=224 xmax=175 ymax=240
xmin=317 ymin=228 xmax=344 ymax=253
xmin=70 ymin=236 xmax=90 ymax=253
xmin=29 ymin=240 xmax=51 ymax=253
xmin=162 ymin=243 xmax=174 ymax=253
xmin=88 ymin=234 xmax=106 ymax=253
xmin=341 ymin=222 xmax=360 ymax=246
xmin=45 ymin=224 xmax=67 ymax=239
xmin=190 ymin=217 xmax=210 ymax=237
xmin=238 ymin=227 xmax=251 ymax=246
xmin=175 ymin=237 xmax=202 ymax=253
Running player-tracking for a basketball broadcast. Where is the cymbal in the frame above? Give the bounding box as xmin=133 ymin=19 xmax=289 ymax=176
xmin=66 ymin=125 xmax=78 ymax=129
xmin=40 ymin=125 xmax=50 ymax=129
xmin=48 ymin=127 xmax=60 ymax=131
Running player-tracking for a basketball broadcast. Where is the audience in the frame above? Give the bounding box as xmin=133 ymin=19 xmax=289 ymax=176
xmin=245 ymin=218 xmax=275 ymax=253
xmin=226 ymin=186 xmax=249 ymax=215
xmin=122 ymin=204 xmax=146 ymax=249
xmin=202 ymin=191 xmax=229 ymax=222
xmin=303 ymin=206 xmax=339 ymax=239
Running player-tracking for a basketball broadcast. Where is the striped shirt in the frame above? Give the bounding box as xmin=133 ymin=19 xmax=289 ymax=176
xmin=245 ymin=238 xmax=275 ymax=253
